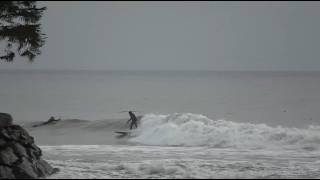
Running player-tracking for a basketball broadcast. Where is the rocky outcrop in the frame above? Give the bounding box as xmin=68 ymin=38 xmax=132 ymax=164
xmin=0 ymin=113 xmax=13 ymax=128
xmin=0 ymin=114 xmax=59 ymax=179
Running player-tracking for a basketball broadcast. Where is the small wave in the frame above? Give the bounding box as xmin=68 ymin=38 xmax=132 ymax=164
xmin=129 ymin=113 xmax=320 ymax=151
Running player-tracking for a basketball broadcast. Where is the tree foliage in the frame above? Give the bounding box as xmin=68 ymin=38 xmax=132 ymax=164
xmin=0 ymin=1 xmax=46 ymax=62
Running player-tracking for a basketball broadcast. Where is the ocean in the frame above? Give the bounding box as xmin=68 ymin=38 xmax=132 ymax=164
xmin=1 ymin=70 xmax=320 ymax=178
xmin=2 ymin=70 xmax=320 ymax=128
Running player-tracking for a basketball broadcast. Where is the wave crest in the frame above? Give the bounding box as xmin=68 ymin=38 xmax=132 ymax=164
xmin=130 ymin=113 xmax=320 ymax=150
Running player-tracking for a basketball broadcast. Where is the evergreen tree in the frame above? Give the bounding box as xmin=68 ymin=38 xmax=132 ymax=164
xmin=0 ymin=1 xmax=46 ymax=62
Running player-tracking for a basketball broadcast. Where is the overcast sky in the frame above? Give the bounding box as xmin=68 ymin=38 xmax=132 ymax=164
xmin=1 ymin=1 xmax=320 ymax=71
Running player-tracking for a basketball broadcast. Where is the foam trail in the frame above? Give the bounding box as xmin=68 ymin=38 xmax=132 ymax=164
xmin=130 ymin=113 xmax=320 ymax=151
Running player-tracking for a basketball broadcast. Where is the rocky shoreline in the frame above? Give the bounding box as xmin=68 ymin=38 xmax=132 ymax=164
xmin=0 ymin=113 xmax=59 ymax=179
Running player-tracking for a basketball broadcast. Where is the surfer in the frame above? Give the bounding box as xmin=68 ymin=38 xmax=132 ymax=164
xmin=32 ymin=116 xmax=61 ymax=127
xmin=127 ymin=111 xmax=138 ymax=130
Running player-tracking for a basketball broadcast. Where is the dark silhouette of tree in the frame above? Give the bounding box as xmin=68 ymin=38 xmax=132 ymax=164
xmin=0 ymin=1 xmax=46 ymax=62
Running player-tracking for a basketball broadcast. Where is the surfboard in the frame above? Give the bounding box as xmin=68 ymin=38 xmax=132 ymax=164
xmin=114 ymin=131 xmax=132 ymax=138
xmin=114 ymin=131 xmax=131 ymax=135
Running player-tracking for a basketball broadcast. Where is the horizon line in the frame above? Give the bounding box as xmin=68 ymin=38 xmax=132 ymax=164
xmin=1 ymin=69 xmax=320 ymax=72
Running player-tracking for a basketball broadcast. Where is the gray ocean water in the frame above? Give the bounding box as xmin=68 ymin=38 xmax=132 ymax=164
xmin=1 ymin=70 xmax=320 ymax=128
xmin=3 ymin=70 xmax=320 ymax=178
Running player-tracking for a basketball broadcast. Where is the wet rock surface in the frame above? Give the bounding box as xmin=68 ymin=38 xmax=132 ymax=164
xmin=0 ymin=113 xmax=59 ymax=179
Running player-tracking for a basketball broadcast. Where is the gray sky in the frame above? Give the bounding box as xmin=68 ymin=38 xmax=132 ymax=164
xmin=1 ymin=1 xmax=320 ymax=71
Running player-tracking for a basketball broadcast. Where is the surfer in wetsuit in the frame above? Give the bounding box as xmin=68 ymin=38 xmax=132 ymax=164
xmin=127 ymin=111 xmax=138 ymax=130
xmin=32 ymin=116 xmax=61 ymax=127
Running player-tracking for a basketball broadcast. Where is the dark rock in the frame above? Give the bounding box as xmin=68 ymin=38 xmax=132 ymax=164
xmin=0 ymin=165 xmax=15 ymax=179
xmin=0 ymin=128 xmax=12 ymax=140
xmin=0 ymin=147 xmax=18 ymax=166
xmin=0 ymin=124 xmax=59 ymax=179
xmin=35 ymin=159 xmax=54 ymax=178
xmin=0 ymin=113 xmax=13 ymax=128
xmin=20 ymin=135 xmax=34 ymax=146
xmin=27 ymin=148 xmax=41 ymax=161
xmin=52 ymin=168 xmax=60 ymax=174
xmin=9 ymin=125 xmax=29 ymax=136
xmin=0 ymin=139 xmax=6 ymax=147
xmin=8 ymin=125 xmax=34 ymax=145
xmin=20 ymin=136 xmax=34 ymax=146
xmin=7 ymin=129 xmax=21 ymax=142
xmin=31 ymin=144 xmax=42 ymax=157
xmin=12 ymin=158 xmax=38 ymax=179
xmin=12 ymin=142 xmax=27 ymax=158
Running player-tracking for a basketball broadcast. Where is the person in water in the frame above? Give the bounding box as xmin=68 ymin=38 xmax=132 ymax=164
xmin=127 ymin=111 xmax=138 ymax=130
xmin=32 ymin=116 xmax=61 ymax=127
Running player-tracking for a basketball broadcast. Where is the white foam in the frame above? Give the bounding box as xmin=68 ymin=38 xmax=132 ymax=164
xmin=130 ymin=113 xmax=320 ymax=150
xmin=43 ymin=145 xmax=320 ymax=179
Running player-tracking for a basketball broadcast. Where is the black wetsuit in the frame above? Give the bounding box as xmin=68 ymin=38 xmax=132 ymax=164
xmin=128 ymin=111 xmax=138 ymax=130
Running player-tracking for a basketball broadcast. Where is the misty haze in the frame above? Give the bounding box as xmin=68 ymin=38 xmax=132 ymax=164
xmin=1 ymin=1 xmax=320 ymax=179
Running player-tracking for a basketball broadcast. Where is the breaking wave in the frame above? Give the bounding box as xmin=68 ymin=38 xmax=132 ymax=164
xmin=130 ymin=113 xmax=320 ymax=151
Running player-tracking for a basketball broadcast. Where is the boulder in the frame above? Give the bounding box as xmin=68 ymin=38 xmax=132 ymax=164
xmin=0 ymin=165 xmax=15 ymax=179
xmin=0 ymin=114 xmax=59 ymax=179
xmin=0 ymin=128 xmax=11 ymax=140
xmin=12 ymin=158 xmax=38 ymax=179
xmin=0 ymin=113 xmax=13 ymax=127
xmin=0 ymin=139 xmax=7 ymax=147
xmin=0 ymin=147 xmax=19 ymax=166
xmin=27 ymin=147 xmax=41 ymax=160
xmin=8 ymin=125 xmax=34 ymax=145
xmin=11 ymin=142 xmax=28 ymax=158
xmin=34 ymin=159 xmax=55 ymax=178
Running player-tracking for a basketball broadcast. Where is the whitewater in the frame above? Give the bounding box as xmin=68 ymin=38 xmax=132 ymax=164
xmin=24 ymin=113 xmax=320 ymax=179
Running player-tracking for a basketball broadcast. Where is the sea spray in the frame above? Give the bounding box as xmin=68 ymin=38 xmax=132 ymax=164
xmin=130 ymin=113 xmax=320 ymax=151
